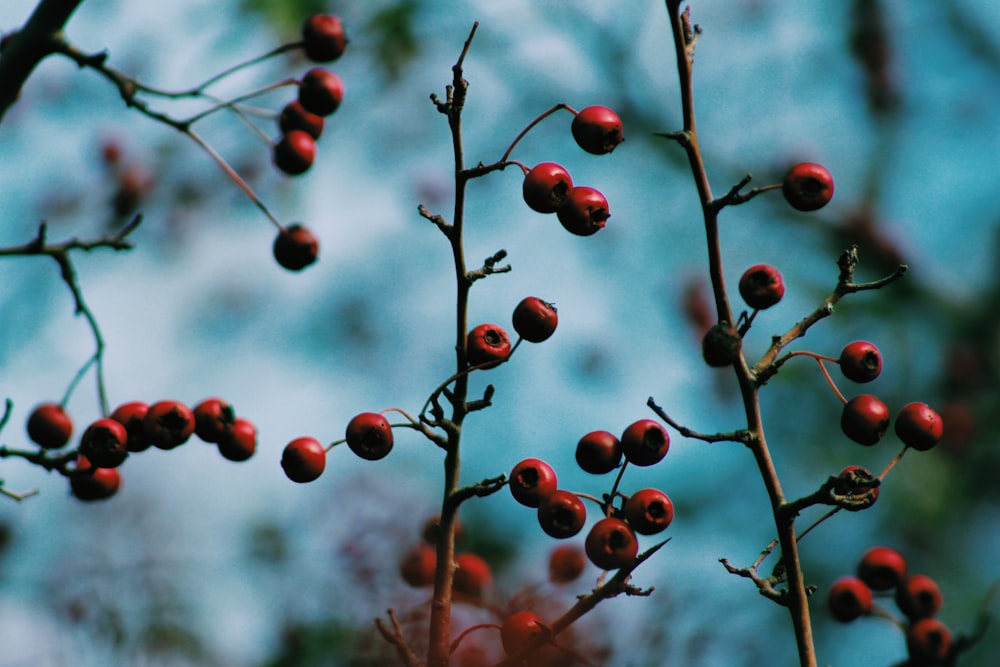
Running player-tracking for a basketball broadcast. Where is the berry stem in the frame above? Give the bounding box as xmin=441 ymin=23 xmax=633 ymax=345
xmin=878 ymin=445 xmax=908 ymax=479
xmin=813 ymin=356 xmax=847 ymax=404
xmin=498 ymin=102 xmax=578 ymax=163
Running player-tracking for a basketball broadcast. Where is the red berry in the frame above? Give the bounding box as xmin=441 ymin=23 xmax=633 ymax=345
xmin=557 ymin=186 xmax=609 ymax=236
xmin=839 ymin=340 xmax=882 ymax=383
xmin=79 ymin=418 xmax=129 ymax=468
xmin=345 ymin=412 xmax=393 ymax=460
xmin=453 ymin=552 xmax=492 ymax=598
xmin=827 ymin=576 xmax=874 ymax=622
xmin=620 ymin=419 xmax=670 ymax=467
xmin=26 ymin=403 xmax=73 ymax=449
xmin=218 ymin=417 xmax=256 ymax=462
xmin=701 ymin=321 xmax=742 ymax=367
xmin=894 ymin=402 xmax=944 ymax=451
xmin=841 ymin=394 xmax=891 ymax=446
xmin=273 ymin=129 xmax=316 ymax=176
xmin=297 ymin=68 xmax=343 ymax=117
xmin=511 ymin=296 xmax=558 ymax=343
xmin=522 ymin=162 xmax=573 ymax=214
xmin=585 ymin=517 xmax=638 ymax=570
xmin=571 ymin=105 xmax=624 ymax=155
xmin=110 ymin=401 xmax=152 ymax=452
xmin=467 ymin=323 xmax=511 ymax=369
xmin=69 ymin=456 xmax=121 ymax=502
xmin=738 ymin=263 xmax=785 ymax=310
xmin=281 ymin=437 xmax=327 ymax=483
xmin=833 ymin=465 xmax=880 ymax=511
xmin=509 ymin=458 xmax=557 ymax=508
xmin=575 ymin=430 xmax=622 ymax=475
xmin=500 ymin=611 xmax=546 ymax=655
xmin=193 ymin=397 xmax=236 ymax=444
xmin=896 ymin=574 xmax=943 ymax=620
xmin=782 ymin=162 xmax=834 ymax=212
xmin=399 ymin=543 xmax=436 ymax=587
xmin=279 ymin=100 xmax=324 ymax=140
xmin=548 ymin=544 xmax=586 ymax=583
xmin=623 ymin=488 xmax=674 ymax=535
xmin=302 ymin=15 xmax=347 ymax=62
xmin=906 ymin=618 xmax=952 ymax=664
xmin=536 ymin=489 xmax=586 ymax=539
xmin=857 ymin=546 xmax=907 ymax=591
xmin=273 ymin=223 xmax=319 ymax=271
xmin=143 ymin=400 xmax=195 ymax=450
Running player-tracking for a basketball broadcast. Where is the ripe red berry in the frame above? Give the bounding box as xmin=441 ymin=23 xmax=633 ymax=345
xmin=279 ymin=100 xmax=324 ymax=140
xmin=782 ymin=162 xmax=834 ymax=212
xmin=273 ymin=223 xmax=319 ymax=271
xmin=906 ymin=618 xmax=952 ymax=664
xmin=623 ymin=488 xmax=674 ymax=535
xmin=345 ymin=412 xmax=393 ymax=460
xmin=26 ymin=403 xmax=73 ymax=449
xmin=273 ymin=129 xmax=316 ymax=176
xmin=110 ymin=401 xmax=151 ymax=452
xmin=509 ymin=458 xmax=558 ymax=508
xmin=557 ymin=186 xmax=609 ymax=236
xmin=833 ymin=465 xmax=880 ymax=511
xmin=857 ymin=546 xmax=908 ymax=591
xmin=193 ymin=397 xmax=236 ymax=444
xmin=79 ymin=418 xmax=130 ymax=468
xmin=894 ymin=402 xmax=944 ymax=451
xmin=143 ymin=400 xmax=195 ymax=450
xmin=297 ymin=68 xmax=343 ymax=117
xmin=467 ymin=323 xmax=512 ymax=369
xmin=548 ymin=544 xmax=586 ymax=583
xmin=399 ymin=543 xmax=436 ymax=587
xmin=218 ymin=417 xmax=256 ymax=462
xmin=536 ymin=489 xmax=586 ymax=539
xmin=575 ymin=430 xmax=622 ymax=475
xmin=585 ymin=517 xmax=638 ymax=570
xmin=281 ymin=437 xmax=327 ymax=483
xmin=620 ymin=419 xmax=670 ymax=467
xmin=512 ymin=296 xmax=558 ymax=343
xmin=827 ymin=576 xmax=874 ymax=622
xmin=896 ymin=574 xmax=943 ymax=620
xmin=522 ymin=162 xmax=573 ymax=214
xmin=453 ymin=552 xmax=492 ymax=598
xmin=500 ymin=611 xmax=546 ymax=655
xmin=70 ymin=456 xmax=122 ymax=502
xmin=839 ymin=340 xmax=882 ymax=383
xmin=302 ymin=15 xmax=347 ymax=62
xmin=702 ymin=321 xmax=742 ymax=367
xmin=738 ymin=264 xmax=785 ymax=310
xmin=571 ymin=105 xmax=624 ymax=155
xmin=841 ymin=394 xmax=891 ymax=446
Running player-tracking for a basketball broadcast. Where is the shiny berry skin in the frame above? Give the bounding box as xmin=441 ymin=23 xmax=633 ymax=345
xmin=522 ymin=162 xmax=573 ymax=214
xmin=575 ymin=430 xmax=622 ymax=474
xmin=110 ymin=401 xmax=152 ymax=452
xmin=623 ymin=488 xmax=674 ymax=535
xmin=509 ymin=458 xmax=558 ymax=508
xmin=833 ymin=465 xmax=880 ymax=511
xmin=738 ymin=264 xmax=785 ymax=310
xmin=143 ymin=400 xmax=195 ymax=450
xmin=79 ymin=418 xmax=129 ymax=468
xmin=500 ymin=611 xmax=546 ymax=655
xmin=279 ymin=100 xmax=324 ymax=140
xmin=302 ymin=15 xmax=347 ymax=62
xmin=467 ymin=323 xmax=511 ymax=369
xmin=548 ymin=544 xmax=586 ymax=583
xmin=273 ymin=223 xmax=319 ymax=271
xmin=26 ymin=403 xmax=73 ymax=449
xmin=906 ymin=618 xmax=952 ymax=664
xmin=512 ymin=296 xmax=558 ymax=343
xmin=894 ymin=402 xmax=944 ymax=451
xmin=281 ymin=437 xmax=327 ymax=483
xmin=702 ymin=321 xmax=742 ymax=367
xmin=557 ymin=186 xmax=609 ymax=236
xmin=453 ymin=552 xmax=492 ymax=598
xmin=193 ymin=397 xmax=236 ymax=444
xmin=896 ymin=574 xmax=943 ymax=620
xmin=218 ymin=417 xmax=256 ymax=462
xmin=70 ymin=456 xmax=122 ymax=502
xmin=273 ymin=129 xmax=316 ymax=175
xmin=841 ymin=394 xmax=891 ymax=446
xmin=620 ymin=419 xmax=670 ymax=467
xmin=827 ymin=576 xmax=874 ymax=622
xmin=537 ymin=490 xmax=586 ymax=539
xmin=839 ymin=340 xmax=882 ymax=383
xmin=297 ymin=68 xmax=343 ymax=117
xmin=399 ymin=543 xmax=436 ymax=587
xmin=571 ymin=105 xmax=624 ymax=155
xmin=345 ymin=411 xmax=393 ymax=460
xmin=857 ymin=546 xmax=907 ymax=591
xmin=782 ymin=162 xmax=834 ymax=211
xmin=585 ymin=517 xmax=638 ymax=570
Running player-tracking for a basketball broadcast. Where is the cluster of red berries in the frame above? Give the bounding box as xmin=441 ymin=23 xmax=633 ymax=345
xmin=397 ymin=517 xmax=493 ymax=599
xmin=521 ymin=106 xmax=623 ymax=236
xmin=280 ymin=410 xmax=394 ymax=483
xmin=828 ymin=546 xmax=954 ymax=666
xmin=467 ymin=296 xmax=559 ymax=369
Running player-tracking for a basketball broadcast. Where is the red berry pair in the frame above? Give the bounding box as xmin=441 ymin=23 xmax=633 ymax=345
xmin=841 ymin=395 xmax=943 ymax=449
xmin=192 ymin=397 xmax=257 ymax=462
xmin=521 ymin=163 xmax=611 ymax=236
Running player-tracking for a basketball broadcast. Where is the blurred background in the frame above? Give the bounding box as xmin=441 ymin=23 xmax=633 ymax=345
xmin=1 ymin=0 xmax=998 ymax=665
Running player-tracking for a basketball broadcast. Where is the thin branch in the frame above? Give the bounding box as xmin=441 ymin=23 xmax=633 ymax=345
xmin=374 ymin=609 xmax=424 ymax=667
xmin=647 ymin=397 xmax=751 ymax=443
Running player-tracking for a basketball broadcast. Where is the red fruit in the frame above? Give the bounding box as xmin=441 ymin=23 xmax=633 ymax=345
xmin=143 ymin=400 xmax=195 ymax=450
xmin=827 ymin=576 xmax=874 ymax=622
xmin=79 ymin=418 xmax=129 ymax=468
xmin=345 ymin=412 xmax=393 ymax=460
xmin=896 ymin=574 xmax=943 ymax=620
xmin=548 ymin=544 xmax=586 ymax=583
xmin=839 ymin=340 xmax=882 ymax=383
xmin=857 ymin=546 xmax=907 ymax=591
xmin=623 ymin=488 xmax=674 ymax=535
xmin=509 ymin=458 xmax=558 ymax=508
xmin=273 ymin=223 xmax=319 ymax=271
xmin=738 ymin=264 xmax=785 ymax=310
xmin=281 ymin=437 xmax=327 ymax=483
xmin=512 ymin=297 xmax=558 ymax=343
xmin=69 ymin=456 xmax=121 ymax=502
xmin=218 ymin=417 xmax=256 ymax=462
xmin=833 ymin=465 xmax=880 ymax=511
xmin=193 ymin=397 xmax=236 ymax=444
xmin=557 ymin=186 xmax=609 ymax=236
xmin=571 ymin=105 xmax=624 ymax=155
xmin=297 ymin=68 xmax=343 ymax=117
xmin=537 ymin=490 xmax=586 ymax=539
xmin=500 ymin=611 xmax=546 ymax=655
xmin=701 ymin=321 xmax=742 ymax=367
xmin=522 ymin=162 xmax=573 ymax=214
xmin=399 ymin=543 xmax=436 ymax=587
xmin=575 ymin=430 xmax=622 ymax=475
xmin=906 ymin=618 xmax=952 ymax=664
xmin=782 ymin=162 xmax=834 ymax=211
xmin=841 ymin=394 xmax=891 ymax=446
xmin=273 ymin=129 xmax=316 ymax=175
xmin=894 ymin=402 xmax=944 ymax=451
xmin=302 ymin=15 xmax=347 ymax=62
xmin=26 ymin=403 xmax=73 ymax=449
xmin=585 ymin=517 xmax=638 ymax=570
xmin=453 ymin=552 xmax=492 ymax=598
xmin=467 ymin=323 xmax=511 ymax=369
xmin=620 ymin=419 xmax=670 ymax=467
xmin=279 ymin=100 xmax=324 ymax=140
xmin=110 ymin=401 xmax=152 ymax=452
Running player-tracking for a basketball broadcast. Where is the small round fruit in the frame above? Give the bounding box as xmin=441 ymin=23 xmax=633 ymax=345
xmin=302 ymin=15 xmax=347 ymax=62
xmin=279 ymin=100 xmax=324 ymax=139
xmin=833 ymin=465 xmax=880 ymax=511
xmin=345 ymin=412 xmax=393 ymax=460
xmin=557 ymin=186 xmax=609 ymax=236
xmin=110 ymin=401 xmax=151 ymax=452
xmin=585 ymin=517 xmax=638 ymax=570
xmin=399 ymin=543 xmax=436 ymax=587
xmin=827 ymin=576 xmax=874 ymax=622
xmin=218 ymin=417 xmax=256 ymax=462
xmin=620 ymin=419 xmax=670 ymax=467
xmin=26 ymin=403 xmax=73 ymax=449
xmin=841 ymin=394 xmax=890 ymax=446
xmin=273 ymin=129 xmax=316 ymax=176
xmin=623 ymin=488 xmax=674 ymax=535
xmin=894 ymin=402 xmax=944 ymax=451
xmin=467 ymin=323 xmax=511 ymax=369
xmin=512 ymin=297 xmax=558 ymax=343
xmin=79 ymin=418 xmax=129 ymax=468
xmin=509 ymin=458 xmax=558 ymax=508
xmin=571 ymin=105 xmax=624 ymax=155
xmin=500 ymin=611 xmax=545 ymax=655
xmin=522 ymin=162 xmax=573 ymax=214
xmin=702 ymin=321 xmax=742 ymax=367
xmin=453 ymin=552 xmax=492 ymax=598
xmin=297 ymin=67 xmax=344 ymax=117
xmin=548 ymin=544 xmax=586 ymax=583
xmin=536 ymin=490 xmax=586 ymax=539
xmin=575 ymin=430 xmax=622 ymax=475
xmin=839 ymin=340 xmax=882 ymax=383
xmin=70 ymin=456 xmax=122 ymax=502
xmin=273 ymin=223 xmax=319 ymax=271
xmin=143 ymin=400 xmax=196 ymax=450
xmin=738 ymin=264 xmax=785 ymax=310
xmin=281 ymin=437 xmax=327 ymax=483
xmin=896 ymin=574 xmax=943 ymax=620
xmin=906 ymin=618 xmax=952 ymax=664
xmin=193 ymin=397 xmax=236 ymax=444
xmin=857 ymin=546 xmax=907 ymax=591
xmin=782 ymin=162 xmax=834 ymax=212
